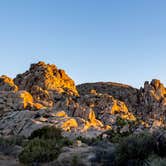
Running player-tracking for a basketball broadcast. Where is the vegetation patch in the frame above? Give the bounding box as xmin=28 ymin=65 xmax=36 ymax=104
xmin=19 ymin=126 xmax=73 ymax=165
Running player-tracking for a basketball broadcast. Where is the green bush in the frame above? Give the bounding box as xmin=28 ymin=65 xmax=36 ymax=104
xmin=29 ymin=126 xmax=63 ymax=140
xmin=115 ymin=132 xmax=157 ymax=166
xmin=103 ymin=130 xmax=130 ymax=143
xmin=19 ymin=126 xmax=73 ymax=165
xmin=155 ymin=131 xmax=166 ymax=157
xmin=19 ymin=138 xmax=60 ymax=164
xmin=76 ymin=136 xmax=101 ymax=146
xmin=116 ymin=117 xmax=128 ymax=126
xmin=71 ymin=155 xmax=85 ymax=166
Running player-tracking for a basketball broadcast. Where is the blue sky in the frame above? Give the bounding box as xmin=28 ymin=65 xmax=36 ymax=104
xmin=0 ymin=0 xmax=166 ymax=88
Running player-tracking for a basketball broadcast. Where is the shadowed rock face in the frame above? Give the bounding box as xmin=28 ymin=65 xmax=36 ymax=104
xmin=137 ymin=79 xmax=166 ymax=122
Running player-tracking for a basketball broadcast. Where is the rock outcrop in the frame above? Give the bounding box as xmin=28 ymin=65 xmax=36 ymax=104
xmin=14 ymin=61 xmax=78 ymax=107
xmin=0 ymin=75 xmax=18 ymax=91
xmin=0 ymin=61 xmax=166 ymax=138
xmin=0 ymin=109 xmax=106 ymax=138
xmin=136 ymin=79 xmax=166 ymax=129
xmin=77 ymin=82 xmax=139 ymax=113
xmin=54 ymin=92 xmax=136 ymax=131
xmin=77 ymin=79 xmax=166 ymax=130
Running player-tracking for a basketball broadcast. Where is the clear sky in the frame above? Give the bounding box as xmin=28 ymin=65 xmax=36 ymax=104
xmin=0 ymin=0 xmax=166 ymax=88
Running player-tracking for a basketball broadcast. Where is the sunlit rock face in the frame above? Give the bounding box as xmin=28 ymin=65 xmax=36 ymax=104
xmin=1 ymin=61 xmax=166 ymax=138
xmin=14 ymin=61 xmax=78 ymax=106
xmin=0 ymin=75 xmax=18 ymax=91
xmin=0 ymin=91 xmax=34 ymax=115
xmin=0 ymin=110 xmax=105 ymax=138
xmin=0 ymin=75 xmax=44 ymax=115
xmin=54 ymin=92 xmax=136 ymax=130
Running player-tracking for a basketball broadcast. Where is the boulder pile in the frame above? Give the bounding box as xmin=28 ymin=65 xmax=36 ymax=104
xmin=0 ymin=61 xmax=166 ymax=138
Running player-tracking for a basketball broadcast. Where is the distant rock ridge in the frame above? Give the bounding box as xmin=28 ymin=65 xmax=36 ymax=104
xmin=0 ymin=61 xmax=166 ymax=138
xmin=77 ymin=79 xmax=166 ymax=131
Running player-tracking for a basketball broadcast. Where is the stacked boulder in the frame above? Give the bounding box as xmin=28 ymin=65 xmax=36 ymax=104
xmin=1 ymin=61 xmax=166 ymax=138
xmin=54 ymin=92 xmax=136 ymax=131
xmin=14 ymin=61 xmax=78 ymax=107
xmin=0 ymin=75 xmax=40 ymax=115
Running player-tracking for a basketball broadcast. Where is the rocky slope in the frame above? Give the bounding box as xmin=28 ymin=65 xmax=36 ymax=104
xmin=78 ymin=79 xmax=166 ymax=131
xmin=0 ymin=61 xmax=166 ymax=139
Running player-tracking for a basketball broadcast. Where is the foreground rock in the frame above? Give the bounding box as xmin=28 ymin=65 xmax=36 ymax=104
xmin=0 ymin=110 xmax=106 ymax=138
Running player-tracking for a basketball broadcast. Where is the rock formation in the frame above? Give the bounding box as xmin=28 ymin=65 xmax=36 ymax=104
xmin=77 ymin=82 xmax=139 ymax=113
xmin=0 ymin=75 xmax=18 ymax=91
xmin=0 ymin=61 xmax=166 ymax=138
xmin=14 ymin=61 xmax=78 ymax=107
xmin=77 ymin=79 xmax=166 ymax=131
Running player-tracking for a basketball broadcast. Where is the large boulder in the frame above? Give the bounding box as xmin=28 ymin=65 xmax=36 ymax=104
xmin=0 ymin=91 xmax=35 ymax=115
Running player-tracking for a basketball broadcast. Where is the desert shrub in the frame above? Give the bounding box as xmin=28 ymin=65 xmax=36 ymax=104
xmin=116 ymin=117 xmax=128 ymax=126
xmin=19 ymin=126 xmax=73 ymax=165
xmin=29 ymin=126 xmax=63 ymax=140
xmin=93 ymin=141 xmax=116 ymax=166
xmin=76 ymin=136 xmax=101 ymax=146
xmin=103 ymin=129 xmax=131 ymax=143
xmin=115 ymin=132 xmax=157 ymax=166
xmin=29 ymin=126 xmax=73 ymax=147
xmin=19 ymin=138 xmax=60 ymax=164
xmin=150 ymin=157 xmax=166 ymax=166
xmin=153 ymin=130 xmax=166 ymax=157
xmin=71 ymin=155 xmax=85 ymax=166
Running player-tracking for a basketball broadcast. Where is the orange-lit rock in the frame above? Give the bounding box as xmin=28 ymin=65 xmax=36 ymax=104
xmin=33 ymin=103 xmax=45 ymax=110
xmin=55 ymin=111 xmax=68 ymax=117
xmin=14 ymin=61 xmax=78 ymax=107
xmin=1 ymin=61 xmax=166 ymax=138
xmin=0 ymin=91 xmax=34 ymax=114
xmin=61 ymin=118 xmax=78 ymax=131
xmin=0 ymin=75 xmax=18 ymax=91
xmin=17 ymin=91 xmax=34 ymax=109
